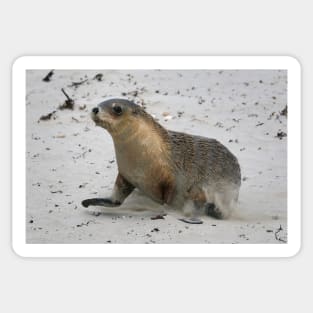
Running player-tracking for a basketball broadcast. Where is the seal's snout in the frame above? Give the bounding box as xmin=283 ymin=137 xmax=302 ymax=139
xmin=92 ymin=107 xmax=99 ymax=114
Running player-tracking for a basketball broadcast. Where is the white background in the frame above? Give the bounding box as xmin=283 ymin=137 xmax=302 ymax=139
xmin=0 ymin=0 xmax=310 ymax=312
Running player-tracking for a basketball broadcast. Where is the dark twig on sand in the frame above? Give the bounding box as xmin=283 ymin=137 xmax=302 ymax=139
xmin=59 ymin=88 xmax=75 ymax=110
xmin=38 ymin=110 xmax=57 ymax=122
xmin=42 ymin=70 xmax=54 ymax=82
xmin=276 ymin=131 xmax=287 ymax=140
xmin=76 ymin=220 xmax=95 ymax=227
xmin=274 ymin=225 xmax=287 ymax=243
xmin=68 ymin=79 xmax=88 ymax=88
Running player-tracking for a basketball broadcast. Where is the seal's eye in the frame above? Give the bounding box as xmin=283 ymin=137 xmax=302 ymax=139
xmin=112 ymin=105 xmax=123 ymax=115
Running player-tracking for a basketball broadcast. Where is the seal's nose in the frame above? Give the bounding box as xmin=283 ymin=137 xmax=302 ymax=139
xmin=92 ymin=107 xmax=99 ymax=114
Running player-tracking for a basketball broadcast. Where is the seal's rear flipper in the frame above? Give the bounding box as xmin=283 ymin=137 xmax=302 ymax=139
xmin=205 ymin=203 xmax=224 ymax=219
xmin=81 ymin=198 xmax=121 ymax=208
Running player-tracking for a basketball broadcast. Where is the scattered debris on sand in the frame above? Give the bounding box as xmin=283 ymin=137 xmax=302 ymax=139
xmin=27 ymin=69 xmax=287 ymax=244
xmin=280 ymin=105 xmax=288 ymax=117
xmin=276 ymin=131 xmax=287 ymax=140
xmin=122 ymin=90 xmax=139 ymax=97
xmin=274 ymin=225 xmax=287 ymax=243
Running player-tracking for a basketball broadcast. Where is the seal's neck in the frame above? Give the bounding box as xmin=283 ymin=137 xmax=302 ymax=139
xmin=112 ymin=115 xmax=168 ymax=142
xmin=111 ymin=116 xmax=171 ymax=162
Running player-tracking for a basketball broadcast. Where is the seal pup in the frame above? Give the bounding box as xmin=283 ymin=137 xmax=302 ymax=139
xmin=82 ymin=98 xmax=241 ymax=224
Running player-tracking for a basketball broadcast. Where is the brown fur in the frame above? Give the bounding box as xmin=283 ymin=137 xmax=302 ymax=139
xmin=84 ymin=98 xmax=241 ymax=218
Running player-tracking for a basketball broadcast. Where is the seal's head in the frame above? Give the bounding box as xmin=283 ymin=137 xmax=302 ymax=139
xmin=91 ymin=98 xmax=143 ymax=135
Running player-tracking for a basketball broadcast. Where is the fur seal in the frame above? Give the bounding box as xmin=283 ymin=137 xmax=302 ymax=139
xmin=82 ymin=98 xmax=241 ymax=223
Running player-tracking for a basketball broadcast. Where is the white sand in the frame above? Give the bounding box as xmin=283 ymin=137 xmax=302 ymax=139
xmin=26 ymin=69 xmax=287 ymax=244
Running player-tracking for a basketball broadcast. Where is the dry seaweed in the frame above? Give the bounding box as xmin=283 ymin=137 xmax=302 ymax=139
xmin=42 ymin=70 xmax=54 ymax=82
xmin=38 ymin=110 xmax=57 ymax=121
xmin=59 ymin=88 xmax=75 ymax=110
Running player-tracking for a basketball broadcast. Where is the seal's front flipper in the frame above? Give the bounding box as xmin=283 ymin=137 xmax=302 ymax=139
xmin=81 ymin=198 xmax=121 ymax=208
xmin=81 ymin=174 xmax=133 ymax=209
xmin=179 ymin=217 xmax=203 ymax=224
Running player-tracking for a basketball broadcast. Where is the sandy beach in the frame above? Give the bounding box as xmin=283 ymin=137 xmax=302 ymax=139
xmin=26 ymin=69 xmax=287 ymax=244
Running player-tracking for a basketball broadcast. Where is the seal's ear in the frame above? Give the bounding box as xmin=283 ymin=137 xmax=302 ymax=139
xmin=132 ymin=106 xmax=141 ymax=115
